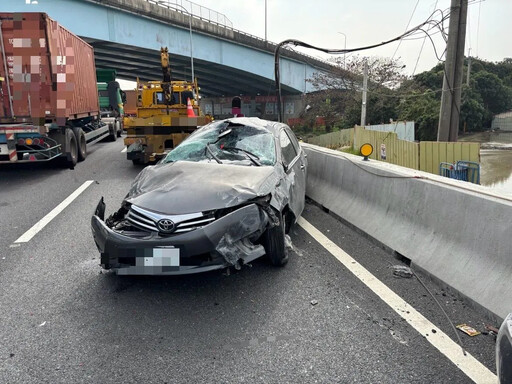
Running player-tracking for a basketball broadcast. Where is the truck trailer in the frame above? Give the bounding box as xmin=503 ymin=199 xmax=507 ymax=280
xmin=0 ymin=12 xmax=115 ymax=167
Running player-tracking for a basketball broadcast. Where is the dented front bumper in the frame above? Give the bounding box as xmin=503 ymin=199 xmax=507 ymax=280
xmin=91 ymin=200 xmax=268 ymax=275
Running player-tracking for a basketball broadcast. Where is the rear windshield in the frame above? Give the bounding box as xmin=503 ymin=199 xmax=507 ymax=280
xmin=163 ymin=121 xmax=276 ymax=166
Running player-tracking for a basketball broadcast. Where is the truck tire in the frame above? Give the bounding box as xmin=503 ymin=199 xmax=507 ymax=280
xmin=108 ymin=123 xmax=117 ymax=142
xmin=262 ymin=210 xmax=288 ymax=266
xmin=72 ymin=127 xmax=87 ymax=162
xmin=116 ymin=120 xmax=122 ymax=138
xmin=64 ymin=128 xmax=78 ymax=168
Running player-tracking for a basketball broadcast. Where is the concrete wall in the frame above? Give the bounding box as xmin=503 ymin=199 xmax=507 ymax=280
xmin=304 ymin=143 xmax=512 ymax=320
xmin=201 ymin=95 xmax=305 ymax=120
xmin=492 ymin=111 xmax=512 ymax=131
xmin=364 ymin=122 xmax=415 ymax=142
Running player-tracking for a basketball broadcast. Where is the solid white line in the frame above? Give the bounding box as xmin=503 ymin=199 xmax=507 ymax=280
xmin=121 ymin=147 xmax=127 ymax=153
xmin=14 ymin=180 xmax=95 ymax=243
xmin=298 ymin=217 xmax=497 ymax=384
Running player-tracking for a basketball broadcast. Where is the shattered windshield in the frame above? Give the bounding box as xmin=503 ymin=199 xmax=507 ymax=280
xmin=163 ymin=121 xmax=276 ymax=166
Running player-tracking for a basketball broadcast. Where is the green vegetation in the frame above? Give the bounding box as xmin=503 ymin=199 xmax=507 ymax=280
xmin=297 ymin=57 xmax=512 ymax=141
xmin=339 ymin=146 xmax=360 ymax=156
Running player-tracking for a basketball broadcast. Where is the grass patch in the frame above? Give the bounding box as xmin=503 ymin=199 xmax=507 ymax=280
xmin=339 ymin=146 xmax=361 ymax=156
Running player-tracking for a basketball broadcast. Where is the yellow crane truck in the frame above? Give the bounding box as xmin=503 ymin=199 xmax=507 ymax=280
xmin=124 ymin=48 xmax=211 ymax=165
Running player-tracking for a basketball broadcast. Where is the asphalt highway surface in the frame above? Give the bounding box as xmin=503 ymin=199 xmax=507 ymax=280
xmin=0 ymin=137 xmax=498 ymax=383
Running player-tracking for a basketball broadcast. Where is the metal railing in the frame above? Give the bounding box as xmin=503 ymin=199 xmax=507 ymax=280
xmin=439 ymin=161 xmax=480 ymax=184
xmin=148 ymin=0 xmax=233 ymax=28
xmin=142 ymin=0 xmax=332 ymax=68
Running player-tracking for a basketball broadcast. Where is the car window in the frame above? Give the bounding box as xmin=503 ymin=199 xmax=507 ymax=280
xmin=285 ymin=126 xmax=301 ymax=154
xmin=280 ymin=129 xmax=298 ymax=167
xmin=163 ymin=121 xmax=276 ymax=166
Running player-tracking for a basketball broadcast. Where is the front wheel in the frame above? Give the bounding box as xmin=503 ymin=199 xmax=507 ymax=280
xmin=262 ymin=211 xmax=288 ymax=266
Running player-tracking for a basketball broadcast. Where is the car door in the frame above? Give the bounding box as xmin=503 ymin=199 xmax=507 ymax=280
xmin=279 ymin=126 xmax=307 ymax=219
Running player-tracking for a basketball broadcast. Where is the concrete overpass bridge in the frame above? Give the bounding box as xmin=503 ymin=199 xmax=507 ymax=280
xmin=2 ymin=0 xmax=333 ymax=97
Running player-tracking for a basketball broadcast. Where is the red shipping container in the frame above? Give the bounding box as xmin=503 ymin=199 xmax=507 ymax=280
xmin=0 ymin=12 xmax=99 ymax=125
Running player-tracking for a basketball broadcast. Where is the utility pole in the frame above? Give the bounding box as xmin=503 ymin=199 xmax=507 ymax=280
xmin=466 ymin=48 xmax=472 ymax=86
xmin=437 ymin=0 xmax=468 ymax=142
xmin=265 ymin=0 xmax=267 ymax=41
xmin=360 ymin=59 xmax=368 ymax=127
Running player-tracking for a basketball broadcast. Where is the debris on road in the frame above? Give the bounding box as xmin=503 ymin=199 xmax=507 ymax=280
xmin=392 ymin=265 xmax=413 ymax=278
xmin=39 ymin=321 xmax=46 ymax=327
xmin=485 ymin=324 xmax=499 ymax=334
xmin=285 ymin=234 xmax=304 ymax=257
xmin=310 ymin=300 xmax=318 ymax=306
xmin=456 ymin=324 xmax=481 ymax=336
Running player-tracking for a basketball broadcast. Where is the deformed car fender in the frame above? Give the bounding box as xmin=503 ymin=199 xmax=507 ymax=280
xmin=215 ymin=205 xmax=269 ymax=267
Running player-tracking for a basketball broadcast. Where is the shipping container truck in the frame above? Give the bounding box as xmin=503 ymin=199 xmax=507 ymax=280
xmin=97 ymin=68 xmax=125 ymax=138
xmin=0 ymin=12 xmax=116 ymax=167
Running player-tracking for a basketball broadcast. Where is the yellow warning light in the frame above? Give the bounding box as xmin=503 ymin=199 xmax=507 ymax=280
xmin=25 ymin=138 xmax=33 ymax=145
xmin=360 ymin=143 xmax=373 ymax=160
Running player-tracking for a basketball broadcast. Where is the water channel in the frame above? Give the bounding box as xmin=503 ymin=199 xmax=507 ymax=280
xmin=460 ymin=131 xmax=512 ymax=196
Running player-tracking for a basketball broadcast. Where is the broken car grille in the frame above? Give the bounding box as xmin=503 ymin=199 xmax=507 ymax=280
xmin=126 ymin=205 xmax=216 ymax=235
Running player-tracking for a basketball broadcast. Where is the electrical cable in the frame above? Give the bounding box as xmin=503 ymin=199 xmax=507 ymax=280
xmin=412 ymin=37 xmax=427 ymax=75
xmin=413 ymin=0 xmax=440 ymax=76
xmin=391 ymin=0 xmax=420 ymax=61
xmin=274 ymin=9 xmax=448 ymax=121
xmin=410 ymin=268 xmax=467 ymax=356
xmin=476 ymin=0 xmax=481 ymax=56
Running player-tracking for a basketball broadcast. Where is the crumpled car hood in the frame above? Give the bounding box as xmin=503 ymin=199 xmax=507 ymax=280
xmin=126 ymin=161 xmax=281 ymax=214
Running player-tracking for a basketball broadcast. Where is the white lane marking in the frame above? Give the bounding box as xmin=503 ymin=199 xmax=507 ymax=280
xmin=298 ymin=217 xmax=497 ymax=384
xmin=121 ymin=147 xmax=127 ymax=153
xmin=14 ymin=180 xmax=95 ymax=243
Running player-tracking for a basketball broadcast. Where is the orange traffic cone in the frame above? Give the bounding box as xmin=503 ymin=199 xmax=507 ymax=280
xmin=187 ymin=98 xmax=196 ymax=117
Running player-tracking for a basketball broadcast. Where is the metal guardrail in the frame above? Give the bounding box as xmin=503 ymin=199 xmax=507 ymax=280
xmin=143 ymin=0 xmax=332 ymax=68
xmin=439 ymin=161 xmax=480 ymax=184
xmin=148 ymin=0 xmax=233 ymax=28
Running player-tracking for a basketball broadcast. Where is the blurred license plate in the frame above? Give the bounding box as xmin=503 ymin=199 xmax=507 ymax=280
xmin=144 ymin=247 xmax=180 ymax=267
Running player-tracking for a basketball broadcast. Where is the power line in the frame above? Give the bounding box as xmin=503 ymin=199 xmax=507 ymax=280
xmin=412 ymin=0 xmax=440 ymax=76
xmin=391 ymin=0 xmax=420 ymax=61
xmin=476 ymin=0 xmax=481 ymax=56
xmin=274 ymin=8 xmax=451 ymax=121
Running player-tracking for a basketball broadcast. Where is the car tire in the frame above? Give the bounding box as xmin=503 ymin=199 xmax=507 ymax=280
xmin=72 ymin=127 xmax=87 ymax=162
xmin=262 ymin=211 xmax=288 ymax=266
xmin=132 ymin=159 xmax=142 ymax=165
xmin=284 ymin=210 xmax=295 ymax=234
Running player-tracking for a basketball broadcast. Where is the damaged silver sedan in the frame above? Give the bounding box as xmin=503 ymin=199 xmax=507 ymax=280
xmin=91 ymin=117 xmax=307 ymax=275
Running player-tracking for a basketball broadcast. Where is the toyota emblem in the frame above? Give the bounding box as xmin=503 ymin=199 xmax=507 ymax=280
xmin=157 ymin=219 xmax=176 ymax=233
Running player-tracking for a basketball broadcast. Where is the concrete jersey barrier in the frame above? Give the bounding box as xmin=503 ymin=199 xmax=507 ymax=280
xmin=303 ymin=143 xmax=512 ymax=321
